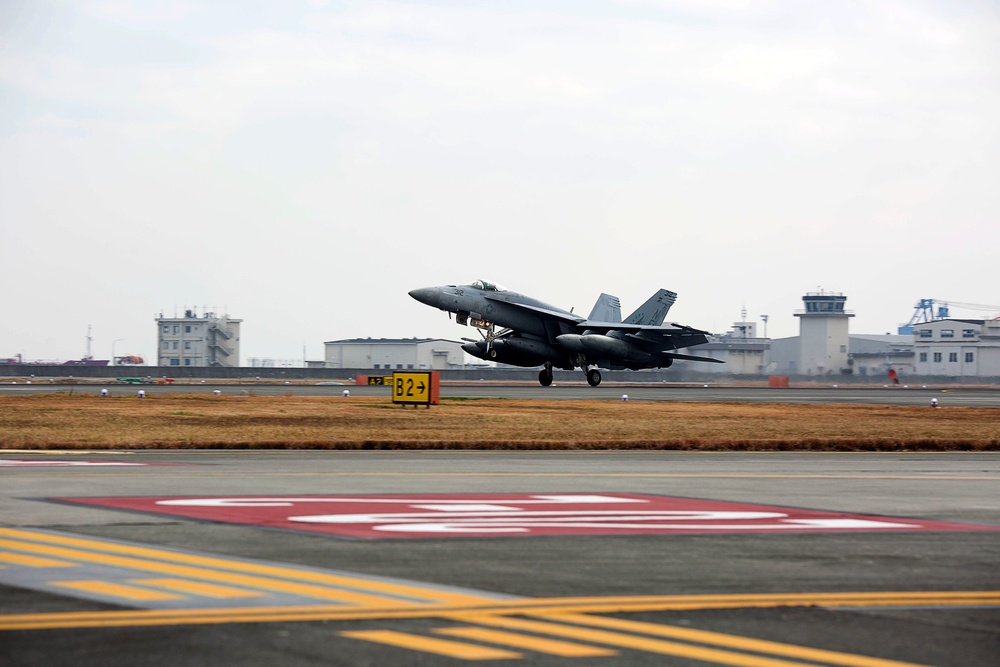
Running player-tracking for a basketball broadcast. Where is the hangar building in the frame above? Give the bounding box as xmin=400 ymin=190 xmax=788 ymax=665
xmin=323 ymin=338 xmax=466 ymax=370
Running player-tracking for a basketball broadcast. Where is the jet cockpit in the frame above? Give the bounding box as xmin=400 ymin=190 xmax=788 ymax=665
xmin=468 ymin=280 xmax=507 ymax=292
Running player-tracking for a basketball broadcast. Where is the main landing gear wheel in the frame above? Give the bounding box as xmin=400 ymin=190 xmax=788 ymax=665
xmin=587 ymin=369 xmax=602 ymax=387
xmin=538 ymin=369 xmax=553 ymax=387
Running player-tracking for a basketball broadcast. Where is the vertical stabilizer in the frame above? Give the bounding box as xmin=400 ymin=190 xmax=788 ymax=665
xmin=625 ymin=289 xmax=677 ymax=326
xmin=588 ymin=293 xmax=622 ymax=323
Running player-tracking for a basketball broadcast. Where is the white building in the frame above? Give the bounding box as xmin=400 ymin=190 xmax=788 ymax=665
xmin=912 ymin=319 xmax=1000 ymax=377
xmin=157 ymin=310 xmax=241 ymax=368
xmin=692 ymin=320 xmax=770 ymax=374
xmin=324 ymin=338 xmax=466 ymax=370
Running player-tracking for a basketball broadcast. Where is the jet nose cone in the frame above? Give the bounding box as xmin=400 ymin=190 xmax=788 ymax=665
xmin=408 ymin=287 xmax=440 ymax=307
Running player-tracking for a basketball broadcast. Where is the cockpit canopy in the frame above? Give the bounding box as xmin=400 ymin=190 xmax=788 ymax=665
xmin=467 ymin=280 xmax=506 ymax=292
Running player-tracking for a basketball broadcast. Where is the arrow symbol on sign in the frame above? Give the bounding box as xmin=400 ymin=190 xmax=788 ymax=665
xmin=417 ymin=382 xmax=426 ymax=392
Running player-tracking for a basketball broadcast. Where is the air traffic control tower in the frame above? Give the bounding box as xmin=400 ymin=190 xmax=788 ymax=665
xmin=794 ymin=291 xmax=854 ymax=375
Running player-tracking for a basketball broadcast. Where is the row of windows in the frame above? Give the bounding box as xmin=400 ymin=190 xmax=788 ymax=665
xmin=917 ymin=329 xmax=978 ymax=339
xmin=373 ymin=364 xmax=416 ymax=369
xmin=919 ymin=352 xmax=974 ymax=363
xmin=162 ymin=341 xmax=199 ymax=350
xmin=161 ymin=325 xmax=201 ymax=334
xmin=168 ymin=359 xmax=195 ymax=366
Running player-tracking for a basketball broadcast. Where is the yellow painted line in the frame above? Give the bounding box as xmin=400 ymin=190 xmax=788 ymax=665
xmin=2 ymin=591 xmax=999 ymax=631
xmin=340 ymin=629 xmax=521 ymax=660
xmin=0 ymin=529 xmax=492 ymax=607
xmin=448 ymin=614 xmax=825 ymax=667
xmin=55 ymin=580 xmax=181 ymax=602
xmin=502 ymin=590 xmax=1000 ymax=612
xmin=0 ymin=536 xmax=408 ymax=607
xmin=133 ymin=578 xmax=265 ymax=599
xmin=435 ymin=626 xmax=617 ymax=657
xmin=547 ymin=613 xmax=927 ymax=667
xmin=0 ymin=551 xmax=74 ymax=568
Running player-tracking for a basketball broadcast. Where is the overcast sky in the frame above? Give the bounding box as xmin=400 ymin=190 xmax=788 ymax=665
xmin=2 ymin=0 xmax=998 ymax=364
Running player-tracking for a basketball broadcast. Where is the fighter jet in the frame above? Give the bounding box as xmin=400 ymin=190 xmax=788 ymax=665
xmin=409 ymin=280 xmax=723 ymax=386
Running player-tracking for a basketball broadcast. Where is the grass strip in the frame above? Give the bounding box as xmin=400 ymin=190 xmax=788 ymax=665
xmin=2 ymin=394 xmax=998 ymax=451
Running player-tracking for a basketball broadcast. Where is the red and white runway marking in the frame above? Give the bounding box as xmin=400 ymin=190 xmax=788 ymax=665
xmin=54 ymin=493 xmax=1000 ymax=539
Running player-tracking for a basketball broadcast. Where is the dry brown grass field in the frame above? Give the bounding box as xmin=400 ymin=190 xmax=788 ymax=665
xmin=2 ymin=394 xmax=999 ymax=451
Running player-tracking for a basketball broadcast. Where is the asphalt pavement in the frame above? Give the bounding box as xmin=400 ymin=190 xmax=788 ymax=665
xmin=3 ymin=381 xmax=1000 ymax=406
xmin=2 ymin=451 xmax=998 ymax=666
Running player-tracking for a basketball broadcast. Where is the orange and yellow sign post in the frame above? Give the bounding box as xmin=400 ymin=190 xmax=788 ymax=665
xmin=391 ymin=372 xmax=440 ymax=407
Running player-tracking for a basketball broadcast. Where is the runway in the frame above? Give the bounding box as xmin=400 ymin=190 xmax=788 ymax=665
xmin=2 ymin=451 xmax=998 ymax=666
xmin=3 ymin=381 xmax=1000 ymax=406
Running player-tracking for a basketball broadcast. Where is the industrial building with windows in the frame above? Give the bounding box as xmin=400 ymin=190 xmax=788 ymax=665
xmin=156 ymin=310 xmax=242 ymax=368
xmin=912 ymin=319 xmax=1000 ymax=377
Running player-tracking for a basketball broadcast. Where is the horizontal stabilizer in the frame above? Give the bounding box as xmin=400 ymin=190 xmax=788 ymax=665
xmin=669 ymin=323 xmax=710 ymax=335
xmin=664 ymin=352 xmax=725 ymax=364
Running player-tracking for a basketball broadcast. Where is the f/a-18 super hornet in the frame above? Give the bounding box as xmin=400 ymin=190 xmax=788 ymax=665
xmin=408 ymin=280 xmax=722 ymax=386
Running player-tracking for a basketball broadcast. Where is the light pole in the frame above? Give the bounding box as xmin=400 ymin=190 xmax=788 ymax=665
xmin=112 ymin=339 xmax=124 ymax=366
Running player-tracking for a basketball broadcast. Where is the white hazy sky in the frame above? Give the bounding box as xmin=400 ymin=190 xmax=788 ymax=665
xmin=2 ymin=0 xmax=999 ymax=363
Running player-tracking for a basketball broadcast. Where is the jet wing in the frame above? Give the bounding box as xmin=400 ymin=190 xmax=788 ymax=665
xmin=579 ymin=321 xmax=710 ymax=336
xmin=483 ymin=293 xmax=585 ymax=323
